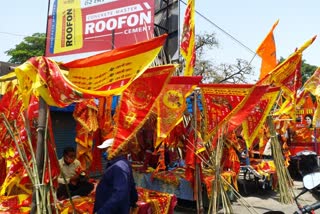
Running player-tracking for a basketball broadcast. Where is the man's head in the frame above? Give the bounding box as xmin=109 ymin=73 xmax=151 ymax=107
xmin=63 ymin=147 xmax=76 ymax=165
xmin=98 ymin=138 xmax=114 ymax=160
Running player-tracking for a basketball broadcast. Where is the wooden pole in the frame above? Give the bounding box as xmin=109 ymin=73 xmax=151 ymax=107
xmin=193 ymin=90 xmax=204 ymax=214
xmin=30 ymin=97 xmax=48 ymax=214
xmin=30 ymin=0 xmax=51 ymax=211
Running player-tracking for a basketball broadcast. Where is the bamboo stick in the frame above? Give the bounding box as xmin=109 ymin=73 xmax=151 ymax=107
xmin=267 ymin=115 xmax=294 ymax=204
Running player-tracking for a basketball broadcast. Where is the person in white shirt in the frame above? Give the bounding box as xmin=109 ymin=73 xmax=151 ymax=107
xmin=57 ymin=147 xmax=94 ymax=200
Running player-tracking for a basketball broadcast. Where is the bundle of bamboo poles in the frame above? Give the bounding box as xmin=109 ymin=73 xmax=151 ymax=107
xmin=1 ymin=105 xmax=79 ymax=214
xmin=267 ymin=115 xmax=295 ymax=204
xmin=209 ymin=130 xmax=233 ymax=214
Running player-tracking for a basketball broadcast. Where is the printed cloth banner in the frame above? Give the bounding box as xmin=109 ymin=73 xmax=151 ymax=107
xmin=256 ymin=20 xmax=278 ymax=80
xmin=199 ymin=84 xmax=256 ymax=141
xmin=303 ymin=67 xmax=320 ymax=128
xmin=73 ymin=99 xmax=99 ymax=169
xmin=180 ymin=0 xmax=196 ymax=76
xmin=295 ymin=91 xmax=315 ymax=128
xmin=14 ymin=35 xmax=167 ymax=108
xmin=259 ymin=53 xmax=302 ymax=94
xmin=242 ymin=87 xmax=280 ymax=148
xmin=110 ymin=65 xmax=176 ymax=158
xmin=275 ymin=56 xmax=303 ymax=119
xmin=304 ymin=67 xmax=320 ymax=97
xmin=156 ymin=76 xmax=202 ymax=147
xmin=227 ymin=85 xmax=271 ymax=133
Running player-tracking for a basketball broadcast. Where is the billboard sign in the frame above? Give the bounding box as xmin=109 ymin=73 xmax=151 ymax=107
xmin=45 ymin=0 xmax=155 ymax=58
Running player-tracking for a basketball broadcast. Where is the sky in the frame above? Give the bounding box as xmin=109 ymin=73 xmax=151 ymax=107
xmin=1 ymin=0 xmax=320 ymax=81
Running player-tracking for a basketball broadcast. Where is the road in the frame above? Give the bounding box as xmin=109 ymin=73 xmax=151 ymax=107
xmin=174 ymin=180 xmax=320 ymax=214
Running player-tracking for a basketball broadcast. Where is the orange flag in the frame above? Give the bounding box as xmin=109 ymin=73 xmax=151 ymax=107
xmin=258 ymin=36 xmax=316 ymax=88
xmin=180 ymin=0 xmax=196 ymax=76
xmin=110 ymin=65 xmax=176 ymax=158
xmin=256 ymin=20 xmax=279 ymax=80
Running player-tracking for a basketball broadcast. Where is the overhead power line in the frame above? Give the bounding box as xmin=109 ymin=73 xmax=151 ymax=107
xmin=179 ymin=0 xmax=256 ymax=55
xmin=0 ymin=31 xmax=33 ymax=38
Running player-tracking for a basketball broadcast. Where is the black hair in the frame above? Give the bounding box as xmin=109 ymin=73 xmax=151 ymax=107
xmin=304 ymin=114 xmax=313 ymax=120
xmin=63 ymin=147 xmax=75 ymax=156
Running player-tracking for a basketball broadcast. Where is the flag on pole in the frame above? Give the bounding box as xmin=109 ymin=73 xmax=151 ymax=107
xmin=258 ymin=35 xmax=316 ymax=87
xmin=256 ymin=20 xmax=279 ymax=80
xmin=199 ymin=84 xmax=262 ymax=141
xmin=110 ymin=65 xmax=176 ymax=158
xmin=242 ymin=87 xmax=280 ymax=148
xmin=155 ymin=76 xmax=202 ymax=147
xmin=180 ymin=0 xmax=196 ymax=76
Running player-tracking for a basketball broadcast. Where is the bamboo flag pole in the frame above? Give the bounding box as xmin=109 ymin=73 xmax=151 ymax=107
xmin=193 ymin=90 xmax=204 ymax=214
xmin=30 ymin=97 xmax=48 ymax=214
xmin=29 ymin=0 xmax=51 ymax=212
xmin=267 ymin=115 xmax=294 ymax=204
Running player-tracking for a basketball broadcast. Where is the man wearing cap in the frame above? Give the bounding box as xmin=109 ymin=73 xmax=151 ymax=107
xmin=93 ymin=138 xmax=138 ymax=214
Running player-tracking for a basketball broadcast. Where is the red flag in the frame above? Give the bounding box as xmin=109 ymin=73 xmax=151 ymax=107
xmin=73 ymin=99 xmax=99 ymax=169
xmin=155 ymin=76 xmax=202 ymax=147
xmin=200 ymin=84 xmax=256 ymax=141
xmin=110 ymin=65 xmax=176 ymax=158
xmin=228 ymin=85 xmax=271 ymax=132
xmin=242 ymin=87 xmax=280 ymax=148
xmin=180 ymin=0 xmax=196 ymax=76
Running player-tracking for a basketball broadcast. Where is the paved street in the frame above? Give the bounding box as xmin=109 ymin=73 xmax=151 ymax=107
xmin=229 ymin=180 xmax=319 ymax=214
xmin=174 ymin=180 xmax=320 ymax=214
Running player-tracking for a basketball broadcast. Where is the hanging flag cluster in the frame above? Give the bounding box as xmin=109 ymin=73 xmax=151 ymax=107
xmin=1 ymin=10 xmax=320 ymax=213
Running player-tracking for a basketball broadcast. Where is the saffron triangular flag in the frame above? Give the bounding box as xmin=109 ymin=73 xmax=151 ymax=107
xmin=256 ymin=20 xmax=279 ymax=80
xmin=228 ymin=85 xmax=271 ymax=133
xmin=242 ymin=87 xmax=280 ymax=148
xmin=110 ymin=65 xmax=176 ymax=158
xmin=258 ymin=35 xmax=316 ymax=87
xmin=199 ymin=84 xmax=256 ymax=141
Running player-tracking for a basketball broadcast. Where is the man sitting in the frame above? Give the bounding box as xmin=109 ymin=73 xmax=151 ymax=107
xmin=57 ymin=147 xmax=94 ymax=200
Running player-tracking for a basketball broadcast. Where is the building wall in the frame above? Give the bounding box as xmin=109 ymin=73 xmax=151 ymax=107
xmin=50 ymin=111 xmax=76 ymax=159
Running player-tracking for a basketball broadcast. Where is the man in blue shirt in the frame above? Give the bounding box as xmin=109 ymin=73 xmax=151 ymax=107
xmin=94 ymin=138 xmax=138 ymax=214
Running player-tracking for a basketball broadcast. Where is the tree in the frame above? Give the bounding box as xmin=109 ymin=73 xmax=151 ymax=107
xmin=193 ymin=32 xmax=255 ymax=84
xmin=5 ymin=33 xmax=46 ymax=64
xmin=301 ymin=60 xmax=317 ymax=84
